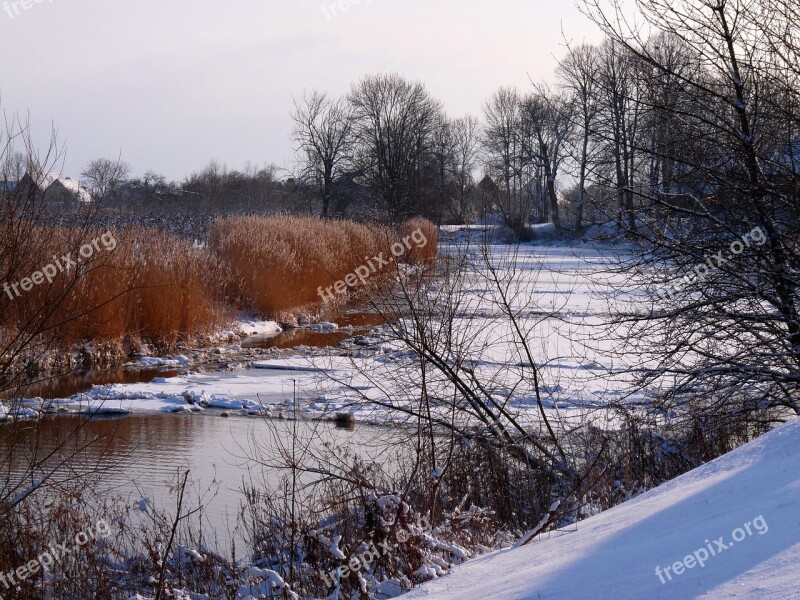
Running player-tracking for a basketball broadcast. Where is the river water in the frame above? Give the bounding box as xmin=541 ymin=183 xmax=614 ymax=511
xmin=0 ymin=412 xmax=406 ymax=555
xmin=8 ymin=309 xmax=386 ymax=400
xmin=0 ymin=309 xmax=399 ymax=556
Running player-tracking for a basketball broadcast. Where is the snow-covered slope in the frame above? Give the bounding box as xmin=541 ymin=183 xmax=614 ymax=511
xmin=406 ymin=418 xmax=800 ymax=600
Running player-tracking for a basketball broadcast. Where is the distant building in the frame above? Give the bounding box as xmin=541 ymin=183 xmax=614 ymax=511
xmin=477 ymin=174 xmax=501 ymax=214
xmin=16 ymin=172 xmax=93 ymax=205
xmin=478 ymin=174 xmax=500 ymax=198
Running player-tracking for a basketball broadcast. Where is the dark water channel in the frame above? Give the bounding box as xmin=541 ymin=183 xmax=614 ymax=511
xmin=9 ymin=367 xmax=181 ymax=400
xmin=240 ymin=311 xmax=386 ymax=350
xmin=10 ymin=310 xmax=386 ymax=401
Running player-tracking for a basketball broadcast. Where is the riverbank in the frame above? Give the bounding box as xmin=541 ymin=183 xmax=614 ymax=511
xmin=0 ymin=216 xmax=437 ymax=401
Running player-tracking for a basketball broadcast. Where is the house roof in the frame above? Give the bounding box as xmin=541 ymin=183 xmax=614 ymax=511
xmin=34 ymin=172 xmax=92 ymax=203
xmin=478 ymin=175 xmax=500 ymax=194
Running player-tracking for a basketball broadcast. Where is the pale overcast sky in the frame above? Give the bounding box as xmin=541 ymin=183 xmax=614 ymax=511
xmin=0 ymin=0 xmax=603 ymax=181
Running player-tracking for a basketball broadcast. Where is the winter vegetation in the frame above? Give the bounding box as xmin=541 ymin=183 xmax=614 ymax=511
xmin=0 ymin=210 xmax=436 ymax=389
xmin=1 ymin=0 xmax=799 ymax=598
xmin=210 ymin=215 xmax=436 ymax=315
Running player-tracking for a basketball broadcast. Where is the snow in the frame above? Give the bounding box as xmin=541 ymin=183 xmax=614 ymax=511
xmin=439 ymin=224 xmax=495 ymax=233
xmin=329 ymin=535 xmax=347 ymax=560
xmin=7 ymin=406 xmax=40 ymax=419
xmin=5 ymin=244 xmax=650 ymax=426
xmin=12 ymin=370 xmax=302 ymax=416
xmin=236 ymin=567 xmax=298 ymax=600
xmin=35 ymin=172 xmax=93 ymax=203
xmin=3 ymin=241 xmax=797 ymax=596
xmin=222 ymin=315 xmax=283 ymax=338
xmin=404 ymin=417 xmax=800 ymax=600
xmin=134 ymin=355 xmax=189 ymax=368
xmin=529 ymin=222 xmax=557 ymax=237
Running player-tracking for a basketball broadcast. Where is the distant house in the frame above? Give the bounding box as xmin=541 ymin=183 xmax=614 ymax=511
xmin=16 ymin=172 xmax=93 ymax=205
xmin=478 ymin=174 xmax=500 ymax=198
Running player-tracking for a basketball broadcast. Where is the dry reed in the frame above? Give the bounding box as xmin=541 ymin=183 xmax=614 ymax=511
xmin=0 ymin=224 xmax=228 ymax=351
xmin=211 ymin=215 xmax=437 ymax=315
xmin=0 ymin=215 xmax=438 ymax=352
xmin=399 ymin=216 xmax=439 ymax=264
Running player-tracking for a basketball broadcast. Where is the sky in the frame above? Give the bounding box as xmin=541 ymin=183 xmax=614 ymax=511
xmin=0 ymin=0 xmax=603 ymax=182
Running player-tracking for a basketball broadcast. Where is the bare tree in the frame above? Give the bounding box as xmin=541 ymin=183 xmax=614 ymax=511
xmin=593 ymin=39 xmax=645 ymax=230
xmin=482 ymin=88 xmax=530 ymax=235
xmin=291 ymin=91 xmax=354 ymax=218
xmin=1 ymin=150 xmax=27 ymax=183
xmin=521 ymin=87 xmax=575 ymax=229
xmin=558 ymin=44 xmax=600 ymax=231
xmin=0 ymin=113 xmax=129 ymax=527
xmin=321 ymin=237 xmax=612 ymax=540
xmin=449 ymin=115 xmax=481 ymax=223
xmin=429 ymin=114 xmax=455 ymax=225
xmin=81 ymin=156 xmax=131 ymax=202
xmin=578 ymin=0 xmax=800 ymax=418
xmin=349 ymin=74 xmax=443 ymax=223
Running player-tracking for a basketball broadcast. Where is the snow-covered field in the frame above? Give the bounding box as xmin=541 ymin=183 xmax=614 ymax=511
xmin=404 ymin=416 xmax=800 ymax=600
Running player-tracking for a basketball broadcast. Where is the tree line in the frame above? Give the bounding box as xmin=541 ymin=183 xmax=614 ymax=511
xmin=292 ymin=1 xmax=797 ymax=241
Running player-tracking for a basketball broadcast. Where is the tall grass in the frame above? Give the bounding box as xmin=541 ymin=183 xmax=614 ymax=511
xmin=0 ymin=215 xmax=437 ymax=358
xmin=211 ymin=215 xmax=438 ymax=315
xmin=67 ymin=227 xmax=229 ymax=347
xmin=400 ymin=216 xmax=439 ymax=264
xmin=0 ymin=225 xmax=228 ymax=354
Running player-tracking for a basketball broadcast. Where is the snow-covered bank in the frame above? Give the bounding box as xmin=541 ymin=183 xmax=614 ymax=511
xmin=220 ymin=315 xmax=283 ymax=338
xmin=5 ymin=242 xmax=796 ymax=598
xmin=405 ymin=417 xmax=800 ymax=600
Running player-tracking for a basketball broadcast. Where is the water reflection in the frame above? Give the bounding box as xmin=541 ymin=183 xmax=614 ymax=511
xmin=241 ymin=311 xmax=386 ymax=350
xmin=5 ymin=368 xmax=180 ymax=401
xmin=0 ymin=413 xmax=406 ymax=554
xmin=242 ymin=329 xmax=351 ymax=350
